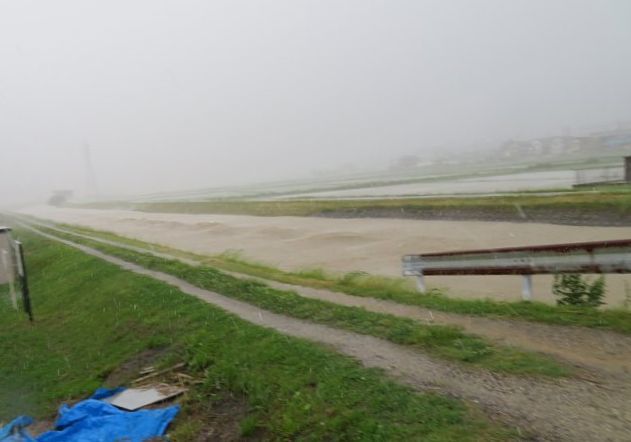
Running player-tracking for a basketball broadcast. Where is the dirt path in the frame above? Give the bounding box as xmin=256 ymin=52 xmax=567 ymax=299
xmin=21 ymin=218 xmax=631 ymax=379
xmin=21 ymin=223 xmax=631 ymax=441
xmin=26 ymin=219 xmax=631 ymax=378
xmin=17 ymin=206 xmax=631 ymax=306
xmin=240 ymin=278 xmax=631 ymax=380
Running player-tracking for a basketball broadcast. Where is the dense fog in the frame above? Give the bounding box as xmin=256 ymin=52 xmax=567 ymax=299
xmin=1 ymin=0 xmax=630 ymax=205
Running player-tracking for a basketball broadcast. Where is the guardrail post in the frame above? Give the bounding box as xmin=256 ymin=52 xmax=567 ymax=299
xmin=1 ymin=250 xmax=17 ymax=310
xmin=521 ymin=274 xmax=533 ymax=301
xmin=416 ymin=273 xmax=426 ymax=293
xmin=15 ymin=241 xmax=33 ymax=322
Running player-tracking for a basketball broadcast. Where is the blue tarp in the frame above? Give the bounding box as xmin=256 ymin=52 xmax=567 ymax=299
xmin=0 ymin=389 xmax=179 ymax=442
xmin=0 ymin=416 xmax=34 ymax=442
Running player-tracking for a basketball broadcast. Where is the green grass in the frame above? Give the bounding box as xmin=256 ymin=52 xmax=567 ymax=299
xmin=0 ymin=283 xmax=8 ymax=301
xmin=71 ymin=185 xmax=631 ymax=221
xmin=219 ymin=253 xmax=631 ymax=335
xmin=34 ymin=220 xmax=631 ymax=335
xmin=0 ymin=230 xmax=513 ymax=440
xmin=25 ymin=223 xmax=570 ymax=377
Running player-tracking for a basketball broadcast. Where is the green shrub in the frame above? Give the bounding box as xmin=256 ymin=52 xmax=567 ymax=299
xmin=552 ymin=274 xmax=606 ymax=307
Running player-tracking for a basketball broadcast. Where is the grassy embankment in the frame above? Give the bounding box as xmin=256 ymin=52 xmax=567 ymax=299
xmin=73 ymin=185 xmax=631 ymax=225
xmin=0 ymin=230 xmax=514 ymax=441
xmin=27 ymin=222 xmax=569 ymax=377
xmin=46 ymin=222 xmax=631 ymax=335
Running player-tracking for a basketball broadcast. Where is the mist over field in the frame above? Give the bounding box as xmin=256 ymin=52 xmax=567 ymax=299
xmin=1 ymin=0 xmax=631 ymax=205
xmin=4 ymin=4 xmax=631 ymax=438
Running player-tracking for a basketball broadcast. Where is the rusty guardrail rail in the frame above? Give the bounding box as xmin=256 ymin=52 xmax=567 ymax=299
xmin=402 ymin=239 xmax=631 ymax=300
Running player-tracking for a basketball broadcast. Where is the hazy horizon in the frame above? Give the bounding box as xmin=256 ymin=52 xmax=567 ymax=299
xmin=2 ymin=0 xmax=631 ymax=205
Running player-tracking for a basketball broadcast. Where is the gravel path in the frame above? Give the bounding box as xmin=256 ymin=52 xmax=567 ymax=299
xmin=20 ymin=222 xmax=631 ymax=441
xmin=22 ymin=218 xmax=631 ymax=380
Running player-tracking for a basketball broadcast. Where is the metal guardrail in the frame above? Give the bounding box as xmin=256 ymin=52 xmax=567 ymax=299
xmin=402 ymin=239 xmax=631 ymax=300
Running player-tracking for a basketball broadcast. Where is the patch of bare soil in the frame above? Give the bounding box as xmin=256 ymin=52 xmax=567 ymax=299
xmin=181 ymin=394 xmax=263 ymax=442
xmin=104 ymin=348 xmax=170 ymax=387
xmin=28 ymin=419 xmax=55 ymax=437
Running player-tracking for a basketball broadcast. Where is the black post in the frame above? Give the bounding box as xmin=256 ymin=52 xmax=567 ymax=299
xmin=16 ymin=241 xmax=33 ymax=322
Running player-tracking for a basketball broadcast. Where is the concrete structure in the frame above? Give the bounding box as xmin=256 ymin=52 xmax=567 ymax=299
xmin=0 ymin=226 xmax=14 ymax=285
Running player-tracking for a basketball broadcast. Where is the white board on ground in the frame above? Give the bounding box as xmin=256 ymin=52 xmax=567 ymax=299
xmin=104 ymin=384 xmax=187 ymax=411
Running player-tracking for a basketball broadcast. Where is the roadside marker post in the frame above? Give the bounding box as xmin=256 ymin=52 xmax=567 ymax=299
xmin=521 ymin=274 xmax=533 ymax=301
xmin=1 ymin=249 xmax=17 ymax=309
xmin=15 ymin=241 xmax=33 ymax=322
xmin=415 ymin=272 xmax=426 ymax=293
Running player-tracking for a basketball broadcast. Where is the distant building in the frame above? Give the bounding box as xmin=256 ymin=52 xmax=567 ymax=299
xmin=389 ymin=155 xmax=434 ymax=171
xmin=500 ymin=135 xmax=602 ymax=159
xmin=49 ymin=190 xmax=74 ymax=206
xmin=590 ymin=128 xmax=631 ymax=149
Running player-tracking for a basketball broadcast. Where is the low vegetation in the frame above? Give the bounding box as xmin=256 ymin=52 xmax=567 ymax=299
xmin=37 ymin=221 xmax=631 ymax=335
xmin=553 ymin=274 xmax=606 ymax=307
xmin=72 ymin=185 xmax=631 ymax=226
xmin=0 ymin=230 xmax=512 ymax=440
xmin=27 ymin=223 xmax=568 ymax=377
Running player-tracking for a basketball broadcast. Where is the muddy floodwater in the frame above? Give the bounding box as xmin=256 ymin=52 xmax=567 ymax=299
xmin=20 ymin=206 xmax=631 ymax=306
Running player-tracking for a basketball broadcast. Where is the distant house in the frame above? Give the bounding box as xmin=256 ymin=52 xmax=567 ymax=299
xmin=590 ymin=128 xmax=631 ymax=149
xmin=500 ymin=136 xmax=599 ymax=159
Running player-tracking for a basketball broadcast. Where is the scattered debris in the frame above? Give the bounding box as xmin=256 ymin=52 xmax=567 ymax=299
xmin=0 ymin=360 xmax=196 ymax=441
xmin=132 ymin=362 xmax=186 ymax=385
xmin=104 ymin=384 xmax=188 ymax=411
xmin=139 ymin=366 xmax=156 ymax=375
xmin=0 ymin=388 xmax=179 ymax=442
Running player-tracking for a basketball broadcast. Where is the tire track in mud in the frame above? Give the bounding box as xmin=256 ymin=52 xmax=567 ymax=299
xmin=18 ymin=221 xmax=631 ymax=441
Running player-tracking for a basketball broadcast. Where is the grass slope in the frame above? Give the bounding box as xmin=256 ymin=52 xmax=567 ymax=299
xmin=0 ymin=231 xmax=512 ymax=440
xmin=31 ymin=224 xmax=569 ymax=377
xmin=47 ymin=222 xmax=631 ymax=335
xmin=73 ymin=185 xmax=631 ymax=223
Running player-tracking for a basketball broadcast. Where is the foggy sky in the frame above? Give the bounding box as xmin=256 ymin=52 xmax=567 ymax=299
xmin=1 ymin=0 xmax=631 ymax=204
